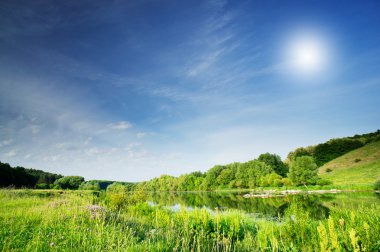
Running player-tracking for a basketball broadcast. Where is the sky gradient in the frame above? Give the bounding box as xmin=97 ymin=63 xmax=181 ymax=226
xmin=1 ymin=0 xmax=380 ymax=181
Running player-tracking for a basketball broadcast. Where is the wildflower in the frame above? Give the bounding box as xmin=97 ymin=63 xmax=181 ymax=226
xmin=50 ymin=242 xmax=55 ymax=247
xmin=86 ymin=205 xmax=105 ymax=219
xmin=349 ymin=229 xmax=359 ymax=252
xmin=363 ymin=222 xmax=369 ymax=231
xmin=339 ymin=218 xmax=344 ymax=227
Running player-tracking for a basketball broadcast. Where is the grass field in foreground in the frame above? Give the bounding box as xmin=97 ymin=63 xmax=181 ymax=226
xmin=1 ymin=189 xmax=380 ymax=251
xmin=319 ymin=141 xmax=380 ymax=185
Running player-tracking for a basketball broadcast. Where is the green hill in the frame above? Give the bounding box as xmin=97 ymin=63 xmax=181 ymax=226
xmin=319 ymin=141 xmax=380 ymax=186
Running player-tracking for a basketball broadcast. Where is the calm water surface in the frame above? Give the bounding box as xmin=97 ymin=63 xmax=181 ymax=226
xmin=147 ymin=191 xmax=380 ymax=220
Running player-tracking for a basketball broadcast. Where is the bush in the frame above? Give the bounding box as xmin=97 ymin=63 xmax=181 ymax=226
xmin=35 ymin=183 xmax=49 ymax=189
xmin=288 ymin=156 xmax=318 ymax=186
xmin=316 ymin=179 xmax=332 ymax=186
xmin=53 ymin=176 xmax=85 ymax=190
xmin=281 ymin=178 xmax=292 ymax=186
xmin=79 ymin=181 xmax=100 ymax=191
xmin=374 ymin=180 xmax=380 ymax=191
xmin=105 ymin=183 xmax=136 ymax=210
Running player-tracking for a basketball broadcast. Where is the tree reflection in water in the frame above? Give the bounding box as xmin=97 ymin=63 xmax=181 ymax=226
xmin=146 ymin=192 xmax=337 ymax=220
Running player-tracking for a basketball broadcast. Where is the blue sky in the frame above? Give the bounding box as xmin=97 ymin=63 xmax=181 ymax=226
xmin=0 ymin=0 xmax=379 ymax=181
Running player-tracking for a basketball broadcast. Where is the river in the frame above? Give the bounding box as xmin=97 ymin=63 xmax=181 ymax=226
xmin=146 ymin=191 xmax=380 ymax=220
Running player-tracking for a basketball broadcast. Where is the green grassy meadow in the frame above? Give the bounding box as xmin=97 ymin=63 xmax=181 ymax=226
xmin=1 ymin=189 xmax=380 ymax=251
xmin=319 ymin=141 xmax=380 ymax=185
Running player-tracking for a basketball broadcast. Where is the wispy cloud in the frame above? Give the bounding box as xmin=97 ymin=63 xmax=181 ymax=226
xmin=186 ymin=49 xmax=226 ymax=77
xmin=5 ymin=149 xmax=17 ymax=157
xmin=0 ymin=139 xmax=13 ymax=147
xmin=109 ymin=121 xmax=133 ymax=130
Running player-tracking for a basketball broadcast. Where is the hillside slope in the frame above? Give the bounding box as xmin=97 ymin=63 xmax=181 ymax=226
xmin=319 ymin=141 xmax=380 ymax=185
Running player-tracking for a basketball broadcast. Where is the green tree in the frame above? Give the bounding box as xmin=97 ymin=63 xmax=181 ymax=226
xmin=235 ymin=160 xmax=273 ymax=188
xmin=260 ymin=172 xmax=283 ymax=187
xmin=257 ymin=153 xmax=288 ymax=177
xmin=216 ymin=168 xmax=235 ymax=188
xmin=54 ymin=176 xmax=84 ymax=189
xmin=178 ymin=171 xmax=204 ymax=191
xmin=288 ymin=156 xmax=318 ymax=186
xmin=79 ymin=181 xmax=101 ymax=190
xmin=286 ymin=147 xmax=313 ymax=163
xmin=313 ymin=139 xmax=363 ymax=166
xmin=106 ymin=183 xmax=128 ymax=210
xmin=201 ymin=165 xmax=225 ymax=190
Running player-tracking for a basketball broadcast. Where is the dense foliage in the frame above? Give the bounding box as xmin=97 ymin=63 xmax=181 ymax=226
xmin=79 ymin=180 xmax=135 ymax=191
xmin=0 ymin=162 xmax=62 ymax=188
xmin=313 ymin=139 xmax=364 ymax=166
xmin=53 ymin=176 xmax=85 ymax=189
xmin=374 ymin=180 xmax=380 ymax=191
xmin=286 ymin=130 xmax=380 ymax=166
xmin=257 ymin=153 xmax=289 ymax=177
xmin=136 ymin=157 xmax=291 ymax=191
xmin=288 ymin=156 xmax=318 ymax=185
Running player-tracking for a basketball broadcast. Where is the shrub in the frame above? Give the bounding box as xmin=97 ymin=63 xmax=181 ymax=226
xmin=53 ymin=176 xmax=85 ymax=190
xmin=79 ymin=181 xmax=100 ymax=191
xmin=374 ymin=180 xmax=380 ymax=191
xmin=316 ymin=179 xmax=332 ymax=186
xmin=281 ymin=178 xmax=292 ymax=186
xmin=288 ymin=156 xmax=318 ymax=186
xmin=35 ymin=183 xmax=49 ymax=189
xmin=106 ymin=183 xmax=128 ymax=210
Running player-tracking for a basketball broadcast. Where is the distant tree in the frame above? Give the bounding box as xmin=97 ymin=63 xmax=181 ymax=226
xmin=216 ymin=169 xmax=235 ymax=188
xmin=286 ymin=147 xmax=313 ymax=163
xmin=0 ymin=162 xmax=36 ymax=188
xmin=79 ymin=181 xmax=100 ymax=191
xmin=201 ymin=165 xmax=226 ymax=190
xmin=157 ymin=175 xmax=178 ymax=191
xmin=313 ymin=139 xmax=363 ymax=166
xmin=178 ymin=171 xmax=204 ymax=191
xmin=0 ymin=161 xmax=62 ymax=188
xmin=106 ymin=183 xmax=128 ymax=210
xmin=288 ymin=156 xmax=318 ymax=186
xmin=260 ymin=173 xmax=283 ymax=187
xmin=257 ymin=153 xmax=288 ymax=177
xmin=54 ymin=176 xmax=84 ymax=189
xmin=235 ymin=160 xmax=273 ymax=188
xmin=36 ymin=183 xmax=49 ymax=189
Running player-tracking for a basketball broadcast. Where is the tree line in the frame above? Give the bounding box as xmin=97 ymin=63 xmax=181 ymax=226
xmin=1 ymin=130 xmax=378 ymax=190
xmin=0 ymin=161 xmax=133 ymax=190
xmin=286 ymin=129 xmax=380 ymax=166
xmin=0 ymin=162 xmax=62 ymax=188
xmin=135 ymin=154 xmax=329 ymax=191
xmin=133 ymin=130 xmax=379 ymax=191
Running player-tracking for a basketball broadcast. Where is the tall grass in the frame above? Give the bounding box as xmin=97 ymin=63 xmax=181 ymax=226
xmin=1 ymin=189 xmax=379 ymax=251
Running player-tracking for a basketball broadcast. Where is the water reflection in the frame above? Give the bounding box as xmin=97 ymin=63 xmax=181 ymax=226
xmin=146 ymin=191 xmax=379 ymax=220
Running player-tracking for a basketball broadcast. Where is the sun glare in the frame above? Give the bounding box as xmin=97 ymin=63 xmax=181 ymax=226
xmin=282 ymin=29 xmax=332 ymax=81
xmin=290 ymin=37 xmax=325 ymax=72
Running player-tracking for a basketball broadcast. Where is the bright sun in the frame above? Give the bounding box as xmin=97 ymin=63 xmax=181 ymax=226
xmin=284 ymin=31 xmax=330 ymax=78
